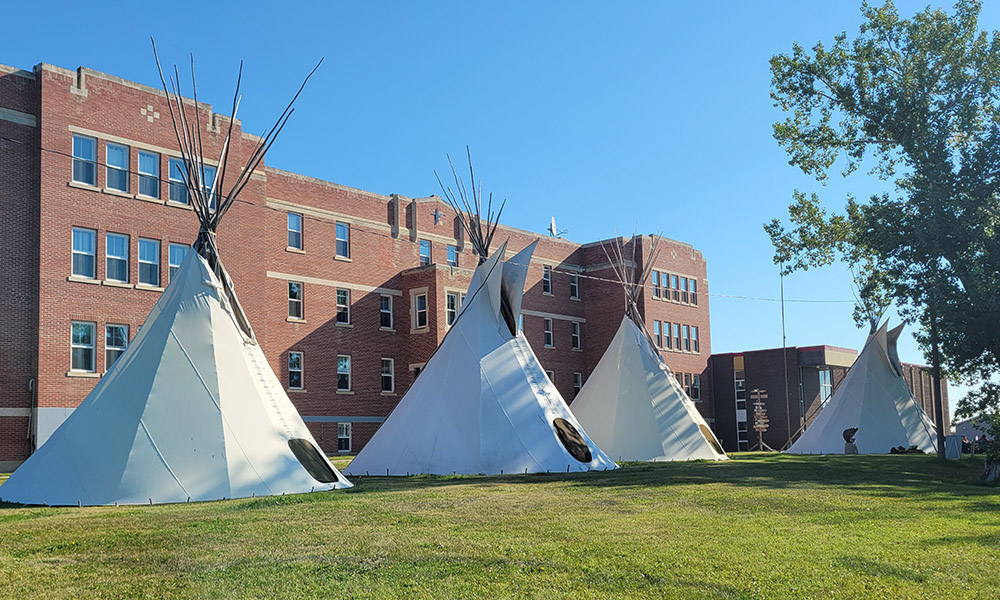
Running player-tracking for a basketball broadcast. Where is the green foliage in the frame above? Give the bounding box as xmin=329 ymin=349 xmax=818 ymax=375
xmin=955 ymin=382 xmax=1000 ymax=466
xmin=768 ymin=0 xmax=1000 ymax=396
xmin=0 ymin=455 xmax=999 ymax=598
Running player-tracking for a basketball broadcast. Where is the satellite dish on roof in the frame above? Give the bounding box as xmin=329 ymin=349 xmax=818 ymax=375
xmin=548 ymin=217 xmax=568 ymax=238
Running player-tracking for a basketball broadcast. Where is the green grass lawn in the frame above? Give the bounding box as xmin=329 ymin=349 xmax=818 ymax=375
xmin=1 ymin=454 xmax=997 ymax=599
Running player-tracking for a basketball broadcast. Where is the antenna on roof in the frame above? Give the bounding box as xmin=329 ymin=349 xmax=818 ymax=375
xmin=548 ymin=217 xmax=568 ymax=238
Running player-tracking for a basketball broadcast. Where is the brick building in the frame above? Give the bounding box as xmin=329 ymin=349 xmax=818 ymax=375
xmin=707 ymin=345 xmax=949 ymax=452
xmin=0 ymin=62 xmax=713 ymax=469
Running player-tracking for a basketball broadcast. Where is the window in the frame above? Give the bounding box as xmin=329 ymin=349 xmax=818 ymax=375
xmin=543 ymin=318 xmax=554 ymax=347
xmin=138 ymin=151 xmax=159 ymax=198
xmin=653 ymin=321 xmax=662 ymax=348
xmin=542 ymin=265 xmax=552 ymax=294
xmin=676 ymin=373 xmax=684 ymax=387
xmin=672 ymin=322 xmax=681 ymax=350
xmin=72 ymin=135 xmax=96 ymax=185
xmin=288 ymin=282 xmax=303 ymax=319
xmin=338 ymin=423 xmax=352 ymax=452
xmin=446 ymin=292 xmax=462 ymax=326
xmin=202 ymin=165 xmax=218 ymax=209
xmin=71 ymin=321 xmax=96 ymax=372
xmin=105 ymin=233 xmax=129 ymax=282
xmin=105 ymin=324 xmax=128 ymax=369
xmin=735 ymin=369 xmax=746 ymax=404
xmin=682 ymin=325 xmax=691 ymax=351
xmin=380 ymin=295 xmax=393 ymax=329
xmin=168 ymin=243 xmax=188 ymax=280
xmin=336 ymin=289 xmax=350 ymax=324
xmin=288 ymin=352 xmax=303 ymax=389
xmin=518 ymin=313 xmax=523 ymax=332
xmin=735 ymin=368 xmax=747 ymax=450
xmin=684 ymin=373 xmax=692 ymax=397
xmin=414 ymin=293 xmax=428 ymax=328
xmin=381 ymin=358 xmax=395 ymax=393
xmin=106 ymin=143 xmax=129 ymax=192
xmin=691 ymin=374 xmax=701 ymax=401
xmin=138 ymin=238 xmax=160 ymax=286
xmin=419 ymin=239 xmax=431 ymax=265
xmin=336 ymin=222 xmax=350 ymax=258
xmin=680 ymin=277 xmax=689 ymax=304
xmin=652 ymin=271 xmax=661 ymax=298
xmin=819 ymin=368 xmax=833 ymax=406
xmin=168 ymin=158 xmax=188 ymax=204
xmin=569 ymin=273 xmax=579 ymax=299
xmin=692 ymin=326 xmax=700 ymax=353
xmin=573 ymin=372 xmax=583 ymax=398
xmin=571 ymin=321 xmax=581 ymax=350
xmin=664 ymin=321 xmax=673 ymax=350
xmin=546 ymin=370 xmax=556 ymax=383
xmin=446 ymin=245 xmax=458 ymax=267
xmin=71 ymin=227 xmax=96 ymax=278
xmin=337 ymin=355 xmax=351 ymax=391
xmin=671 ymin=274 xmax=680 ymax=301
xmin=288 ymin=213 xmax=303 ymax=249
xmin=690 ymin=278 xmax=698 ymax=305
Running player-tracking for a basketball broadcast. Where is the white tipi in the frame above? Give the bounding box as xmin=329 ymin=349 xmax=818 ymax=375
xmin=344 ymin=157 xmax=616 ymax=476
xmin=787 ymin=322 xmax=937 ymax=454
xmin=570 ymin=236 xmax=726 ymax=462
xmin=0 ymin=51 xmax=350 ymax=505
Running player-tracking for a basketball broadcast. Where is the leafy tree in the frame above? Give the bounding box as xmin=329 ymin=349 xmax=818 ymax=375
xmin=767 ymin=0 xmax=1000 ymax=472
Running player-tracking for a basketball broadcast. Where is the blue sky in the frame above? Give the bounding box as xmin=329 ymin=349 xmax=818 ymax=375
xmin=6 ymin=1 xmax=996 ymax=414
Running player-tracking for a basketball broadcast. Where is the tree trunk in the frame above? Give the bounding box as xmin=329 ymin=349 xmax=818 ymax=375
xmin=984 ymin=459 xmax=1000 ymax=483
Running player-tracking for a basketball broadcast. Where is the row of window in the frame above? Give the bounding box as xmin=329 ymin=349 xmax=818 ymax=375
xmin=676 ymin=372 xmax=702 ymax=402
xmin=542 ymin=318 xmax=583 ymax=350
xmin=72 ymin=134 xmax=214 ymax=205
xmin=651 ymin=271 xmax=698 ymax=306
xmin=287 ymin=212 xmax=463 ymax=269
xmin=544 ymin=370 xmax=585 ymax=398
xmin=70 ymin=321 xmax=129 ymax=373
xmin=541 ymin=265 xmax=580 ymax=299
xmin=288 ymin=284 xmax=471 ymax=332
xmin=734 ymin=369 xmax=748 ymax=450
xmin=651 ymin=321 xmax=701 ymax=353
xmin=72 ymin=227 xmax=189 ymax=287
xmin=288 ymin=352 xmax=397 ymax=394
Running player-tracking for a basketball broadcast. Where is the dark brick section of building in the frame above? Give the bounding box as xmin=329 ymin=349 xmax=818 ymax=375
xmin=0 ymin=62 xmax=714 ymax=466
xmin=707 ymin=345 xmax=949 ymax=453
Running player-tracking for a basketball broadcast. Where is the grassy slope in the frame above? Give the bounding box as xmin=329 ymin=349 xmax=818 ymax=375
xmin=0 ymin=454 xmax=997 ymax=599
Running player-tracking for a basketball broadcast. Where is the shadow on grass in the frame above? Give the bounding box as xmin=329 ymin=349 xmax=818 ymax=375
xmin=836 ymin=555 xmax=932 ymax=583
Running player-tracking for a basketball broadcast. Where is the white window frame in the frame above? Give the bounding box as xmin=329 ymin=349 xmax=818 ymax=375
xmin=105 ymin=142 xmax=129 ymax=192
xmin=573 ymin=372 xmax=583 ymax=397
xmin=691 ymin=374 xmax=701 ymax=401
xmin=168 ymin=243 xmax=188 ymax=281
xmin=569 ymin=273 xmax=579 ymax=299
xmin=337 ymin=355 xmax=352 ymax=392
xmin=446 ymin=244 xmax=458 ymax=267
xmin=137 ymin=150 xmax=160 ymax=199
xmin=105 ymin=232 xmax=129 ymax=283
xmin=543 ymin=318 xmax=554 ymax=347
xmin=414 ymin=292 xmax=428 ymax=329
xmin=419 ymin=239 xmax=432 ymax=266
xmin=288 ymin=281 xmax=304 ymax=320
xmin=692 ymin=326 xmax=700 ymax=353
xmin=381 ymin=358 xmax=395 ymax=393
xmin=336 ymin=288 xmax=351 ymax=325
xmin=338 ymin=422 xmax=352 ymax=452
xmin=288 ymin=212 xmax=303 ymax=250
xmin=138 ymin=238 xmax=160 ymax=287
xmin=380 ymin=294 xmax=393 ymax=330
xmin=671 ymin=274 xmax=680 ymax=302
xmin=681 ymin=277 xmax=689 ymax=304
xmin=168 ymin=157 xmax=188 ymax=204
xmin=664 ymin=321 xmax=673 ymax=350
xmin=71 ymin=227 xmax=96 ymax=279
xmin=571 ymin=321 xmax=581 ymax=350
xmin=288 ymin=351 xmax=304 ymax=390
xmin=72 ymin=135 xmax=97 ymax=185
xmin=445 ymin=291 xmax=463 ymax=327
xmin=690 ymin=278 xmax=698 ymax=305
xmin=682 ymin=324 xmax=691 ymax=351
xmin=673 ymin=322 xmax=681 ymax=350
xmin=542 ymin=265 xmax=552 ymax=295
xmin=335 ymin=222 xmax=350 ymax=258
xmin=105 ymin=324 xmax=128 ymax=371
xmin=71 ymin=321 xmax=96 ymax=372
xmin=653 ymin=320 xmax=662 ymax=348
xmin=652 ymin=271 xmax=661 ymax=298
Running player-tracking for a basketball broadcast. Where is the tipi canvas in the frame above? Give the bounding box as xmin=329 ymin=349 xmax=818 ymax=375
xmin=0 ymin=252 xmax=351 ymax=506
xmin=572 ymin=316 xmax=726 ymax=461
xmin=0 ymin=49 xmax=350 ymax=505
xmin=570 ymin=235 xmax=725 ymax=462
xmin=346 ymin=156 xmax=616 ymax=476
xmin=787 ymin=322 xmax=937 ymax=454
